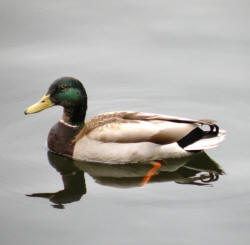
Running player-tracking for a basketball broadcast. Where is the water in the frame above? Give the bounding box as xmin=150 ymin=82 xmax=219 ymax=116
xmin=0 ymin=0 xmax=249 ymax=244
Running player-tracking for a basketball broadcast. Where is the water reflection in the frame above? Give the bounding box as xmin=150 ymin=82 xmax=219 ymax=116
xmin=27 ymin=152 xmax=86 ymax=209
xmin=27 ymin=151 xmax=224 ymax=208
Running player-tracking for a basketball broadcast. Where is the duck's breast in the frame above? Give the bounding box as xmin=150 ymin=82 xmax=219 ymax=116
xmin=48 ymin=121 xmax=81 ymax=158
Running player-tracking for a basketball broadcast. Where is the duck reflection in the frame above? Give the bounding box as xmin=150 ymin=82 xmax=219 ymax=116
xmin=27 ymin=151 xmax=224 ymax=208
xmin=27 ymin=152 xmax=86 ymax=209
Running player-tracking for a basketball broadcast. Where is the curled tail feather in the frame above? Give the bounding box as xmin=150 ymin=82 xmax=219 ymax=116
xmin=177 ymin=123 xmax=225 ymax=151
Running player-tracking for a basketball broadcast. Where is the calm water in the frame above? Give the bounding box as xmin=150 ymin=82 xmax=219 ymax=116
xmin=1 ymin=0 xmax=250 ymax=244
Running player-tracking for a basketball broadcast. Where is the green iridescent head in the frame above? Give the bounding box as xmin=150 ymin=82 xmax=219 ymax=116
xmin=47 ymin=77 xmax=87 ymax=108
xmin=25 ymin=77 xmax=88 ymax=126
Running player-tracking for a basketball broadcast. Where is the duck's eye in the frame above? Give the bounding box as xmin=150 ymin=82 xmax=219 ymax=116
xmin=59 ymin=87 xmax=67 ymax=92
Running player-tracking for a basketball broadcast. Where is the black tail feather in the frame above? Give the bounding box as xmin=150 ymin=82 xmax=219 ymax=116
xmin=178 ymin=124 xmax=219 ymax=148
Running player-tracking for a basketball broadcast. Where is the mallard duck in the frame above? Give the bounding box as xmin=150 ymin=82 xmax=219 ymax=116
xmin=25 ymin=77 xmax=225 ymax=184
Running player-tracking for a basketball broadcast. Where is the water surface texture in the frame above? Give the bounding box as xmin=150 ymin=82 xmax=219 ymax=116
xmin=0 ymin=0 xmax=249 ymax=244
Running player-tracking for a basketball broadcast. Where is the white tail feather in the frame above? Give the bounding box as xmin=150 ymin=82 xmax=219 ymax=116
xmin=184 ymin=130 xmax=226 ymax=151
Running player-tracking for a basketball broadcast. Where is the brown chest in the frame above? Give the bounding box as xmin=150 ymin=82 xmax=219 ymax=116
xmin=47 ymin=122 xmax=81 ymax=158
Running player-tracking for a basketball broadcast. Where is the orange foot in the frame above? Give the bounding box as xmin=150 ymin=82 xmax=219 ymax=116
xmin=141 ymin=161 xmax=162 ymax=187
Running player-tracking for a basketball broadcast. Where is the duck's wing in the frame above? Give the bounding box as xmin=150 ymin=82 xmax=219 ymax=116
xmin=121 ymin=111 xmax=216 ymax=125
xmin=75 ymin=111 xmax=216 ymax=145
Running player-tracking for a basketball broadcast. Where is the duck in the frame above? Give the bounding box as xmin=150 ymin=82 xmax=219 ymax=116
xmin=24 ymin=77 xmax=225 ymax=185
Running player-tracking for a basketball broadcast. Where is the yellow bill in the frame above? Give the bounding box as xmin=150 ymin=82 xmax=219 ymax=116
xmin=24 ymin=94 xmax=54 ymax=114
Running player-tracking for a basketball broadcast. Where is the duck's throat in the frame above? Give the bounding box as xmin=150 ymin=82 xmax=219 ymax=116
xmin=63 ymin=106 xmax=86 ymax=127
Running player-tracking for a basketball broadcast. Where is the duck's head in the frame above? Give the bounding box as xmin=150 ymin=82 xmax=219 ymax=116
xmin=25 ymin=77 xmax=87 ymax=126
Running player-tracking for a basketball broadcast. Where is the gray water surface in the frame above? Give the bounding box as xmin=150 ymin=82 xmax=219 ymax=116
xmin=0 ymin=0 xmax=249 ymax=244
